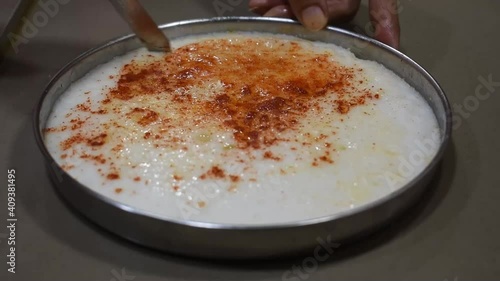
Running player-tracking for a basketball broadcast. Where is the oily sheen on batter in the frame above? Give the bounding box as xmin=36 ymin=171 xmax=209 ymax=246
xmin=44 ymin=33 xmax=440 ymax=224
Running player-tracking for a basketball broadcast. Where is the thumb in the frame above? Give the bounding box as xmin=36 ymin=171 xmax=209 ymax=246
xmin=288 ymin=0 xmax=329 ymax=31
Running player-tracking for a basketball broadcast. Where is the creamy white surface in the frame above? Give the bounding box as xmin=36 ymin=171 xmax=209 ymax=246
xmin=44 ymin=32 xmax=441 ymax=224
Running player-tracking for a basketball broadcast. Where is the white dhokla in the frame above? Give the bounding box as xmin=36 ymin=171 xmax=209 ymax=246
xmin=44 ymin=33 xmax=440 ymax=224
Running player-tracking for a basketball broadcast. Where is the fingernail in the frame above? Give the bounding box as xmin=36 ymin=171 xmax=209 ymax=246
xmin=301 ymin=5 xmax=327 ymax=31
xmin=264 ymin=6 xmax=292 ymax=18
xmin=249 ymin=0 xmax=268 ymax=8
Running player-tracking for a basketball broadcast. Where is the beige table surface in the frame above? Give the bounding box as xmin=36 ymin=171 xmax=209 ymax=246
xmin=0 ymin=0 xmax=499 ymax=280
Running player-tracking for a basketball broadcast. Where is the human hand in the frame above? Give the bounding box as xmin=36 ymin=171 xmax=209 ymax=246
xmin=249 ymin=0 xmax=400 ymax=49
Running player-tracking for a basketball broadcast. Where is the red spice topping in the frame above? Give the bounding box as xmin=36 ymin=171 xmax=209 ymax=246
xmin=111 ymin=144 xmax=124 ymax=152
xmin=50 ymin=37 xmax=383 ymax=187
xmin=263 ymin=151 xmax=281 ymax=161
xmin=70 ymin=119 xmax=86 ymax=130
xmin=61 ymin=134 xmax=85 ymax=150
xmin=87 ymin=133 xmax=107 ymax=146
xmin=229 ymin=175 xmax=240 ymax=183
xmin=209 ymin=166 xmax=225 ymax=178
xmin=61 ymin=164 xmax=75 ymax=171
xmin=211 ymin=166 xmax=225 ymax=178
xmin=76 ymin=103 xmax=90 ymax=112
xmin=319 ymin=155 xmax=334 ymax=164
xmin=115 ymin=188 xmax=123 ymax=194
xmin=128 ymin=108 xmax=159 ymax=126
xmin=107 ymin=173 xmax=120 ymax=180
xmin=103 ymin=38 xmax=375 ymax=150
xmin=92 ymin=109 xmax=107 ymax=115
xmin=200 ymin=165 xmax=226 ymax=180
xmin=80 ymin=153 xmax=106 ymax=164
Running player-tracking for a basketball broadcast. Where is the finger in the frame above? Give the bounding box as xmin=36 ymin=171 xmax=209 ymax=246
xmin=249 ymin=0 xmax=288 ymax=15
xmin=324 ymin=0 xmax=361 ymax=24
xmin=263 ymin=4 xmax=295 ymax=18
xmin=368 ymin=0 xmax=400 ymax=48
xmin=288 ymin=0 xmax=329 ymax=31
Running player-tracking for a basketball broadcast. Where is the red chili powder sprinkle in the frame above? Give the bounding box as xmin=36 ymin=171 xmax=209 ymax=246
xmin=319 ymin=155 xmax=334 ymax=164
xmin=128 ymin=108 xmax=159 ymax=126
xmin=70 ymin=119 xmax=86 ymax=130
xmin=103 ymin=38 xmax=375 ymax=150
xmin=61 ymin=134 xmax=85 ymax=150
xmin=55 ymin=37 xmax=382 ymax=187
xmin=107 ymin=173 xmax=120 ymax=180
xmin=80 ymin=153 xmax=106 ymax=164
xmin=229 ymin=175 xmax=240 ymax=183
xmin=263 ymin=151 xmax=281 ymax=161
xmin=87 ymin=133 xmax=107 ymax=146
xmin=200 ymin=165 xmax=226 ymax=180
xmin=76 ymin=103 xmax=90 ymax=112
xmin=44 ymin=127 xmax=57 ymax=133
xmin=61 ymin=164 xmax=75 ymax=171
